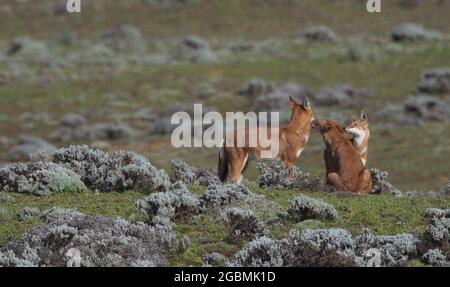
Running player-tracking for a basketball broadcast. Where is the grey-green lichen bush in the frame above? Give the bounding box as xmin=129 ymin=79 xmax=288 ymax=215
xmin=199 ymin=184 xmax=251 ymax=211
xmin=227 ymin=236 xmax=286 ymax=267
xmin=424 ymin=208 xmax=450 ymax=245
xmin=370 ymin=168 xmax=402 ymax=196
xmin=17 ymin=207 xmax=41 ymax=221
xmin=256 ymin=162 xmax=326 ymax=191
xmin=418 ymin=68 xmax=450 ymax=94
xmin=51 ymin=145 xmax=171 ymax=193
xmin=0 ymin=208 xmax=188 ymax=267
xmin=288 ymin=195 xmax=338 ymax=222
xmin=287 ymin=228 xmax=357 ymax=267
xmin=170 ymin=159 xmax=220 ymax=186
xmin=391 ymin=23 xmax=441 ymax=42
xmin=422 ymin=249 xmax=449 ymax=267
xmin=222 ymin=207 xmax=265 ymax=241
xmin=228 ymin=227 xmax=419 ymax=267
xmin=136 ymin=182 xmax=200 ymax=221
xmin=302 ymin=26 xmax=338 ymax=43
xmin=202 ymin=252 xmax=227 ymax=267
xmin=0 ymin=162 xmax=86 ymax=196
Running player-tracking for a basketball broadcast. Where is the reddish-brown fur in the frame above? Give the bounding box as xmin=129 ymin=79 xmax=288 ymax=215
xmin=344 ymin=111 xmax=370 ymax=166
xmin=313 ymin=119 xmax=372 ymax=194
xmin=218 ymin=96 xmax=313 ymax=183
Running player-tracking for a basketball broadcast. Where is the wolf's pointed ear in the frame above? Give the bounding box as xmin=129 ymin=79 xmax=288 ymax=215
xmin=301 ymin=97 xmax=311 ymax=109
xmin=360 ymin=110 xmax=368 ymax=121
xmin=289 ymin=96 xmax=299 ymax=109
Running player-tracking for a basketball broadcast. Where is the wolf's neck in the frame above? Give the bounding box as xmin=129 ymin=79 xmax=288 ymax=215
xmin=286 ymin=114 xmax=311 ymax=136
xmin=353 ymin=130 xmax=369 ymax=148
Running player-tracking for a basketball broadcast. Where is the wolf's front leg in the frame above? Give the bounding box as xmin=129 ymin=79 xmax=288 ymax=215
xmin=284 ymin=159 xmax=295 ymax=179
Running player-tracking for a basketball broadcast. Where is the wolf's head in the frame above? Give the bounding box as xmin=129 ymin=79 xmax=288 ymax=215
xmin=344 ymin=111 xmax=369 ymax=139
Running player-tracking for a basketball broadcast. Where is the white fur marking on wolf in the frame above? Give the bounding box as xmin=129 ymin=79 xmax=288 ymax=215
xmin=240 ymin=154 xmax=249 ymax=174
xmin=296 ymin=148 xmax=304 ymax=158
xmin=346 ymin=128 xmax=367 ymax=146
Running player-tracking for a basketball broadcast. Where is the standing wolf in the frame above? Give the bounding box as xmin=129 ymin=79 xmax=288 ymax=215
xmin=218 ymin=96 xmax=313 ymax=183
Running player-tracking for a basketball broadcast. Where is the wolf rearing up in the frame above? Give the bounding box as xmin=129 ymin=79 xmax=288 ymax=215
xmin=218 ymin=96 xmax=313 ymax=183
xmin=313 ymin=119 xmax=372 ymax=194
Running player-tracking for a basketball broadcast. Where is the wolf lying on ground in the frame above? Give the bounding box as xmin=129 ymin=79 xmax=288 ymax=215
xmin=218 ymin=96 xmax=313 ymax=183
xmin=313 ymin=119 xmax=372 ymax=194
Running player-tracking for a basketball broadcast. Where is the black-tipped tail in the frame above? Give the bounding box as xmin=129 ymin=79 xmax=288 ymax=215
xmin=218 ymin=147 xmax=229 ymax=182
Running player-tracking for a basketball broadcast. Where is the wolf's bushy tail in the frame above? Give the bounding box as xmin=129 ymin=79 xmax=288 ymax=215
xmin=218 ymin=146 xmax=229 ymax=182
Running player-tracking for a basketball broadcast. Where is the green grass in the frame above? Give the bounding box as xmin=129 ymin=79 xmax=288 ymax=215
xmin=1 ymin=0 xmax=449 ymax=40
xmin=0 ymin=191 xmax=145 ymax=247
xmin=2 ymin=185 xmax=447 ymax=266
xmin=173 ymin=185 xmax=450 ymax=266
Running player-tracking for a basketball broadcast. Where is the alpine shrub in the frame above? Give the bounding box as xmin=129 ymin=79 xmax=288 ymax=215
xmin=256 ymin=162 xmax=313 ymax=190
xmin=136 ymin=182 xmax=200 ymax=221
xmin=0 ymin=208 xmax=187 ymax=267
xmin=18 ymin=207 xmax=41 ymax=221
xmin=170 ymin=160 xmax=219 ymax=186
xmin=227 ymin=236 xmax=286 ymax=267
xmin=0 ymin=162 xmax=86 ymax=196
xmin=51 ymin=145 xmax=171 ymax=193
xmin=418 ymin=68 xmax=450 ymax=94
xmin=370 ymin=168 xmax=402 ymax=196
xmin=202 ymin=252 xmax=227 ymax=267
xmin=285 ymin=229 xmax=356 ymax=267
xmin=287 ymin=195 xmax=338 ymax=222
xmin=199 ymin=184 xmax=250 ymax=210
xmin=222 ymin=207 xmax=265 ymax=241
xmin=422 ymin=249 xmax=449 ymax=267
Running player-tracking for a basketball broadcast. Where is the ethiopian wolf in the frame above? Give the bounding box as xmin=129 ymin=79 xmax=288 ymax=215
xmin=345 ymin=111 xmax=370 ymax=166
xmin=218 ymin=96 xmax=313 ymax=183
xmin=313 ymin=119 xmax=372 ymax=194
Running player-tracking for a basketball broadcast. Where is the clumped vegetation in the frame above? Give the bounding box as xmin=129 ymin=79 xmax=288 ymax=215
xmin=417 ymin=67 xmax=450 ymax=94
xmin=422 ymin=249 xmax=449 ymax=267
xmin=0 ymin=162 xmax=86 ymax=196
xmin=170 ymin=160 xmax=219 ymax=186
xmin=370 ymin=169 xmax=402 ymax=196
xmin=136 ymin=182 xmax=200 ymax=221
xmin=256 ymin=162 xmax=326 ymax=191
xmin=227 ymin=236 xmax=285 ymax=267
xmin=302 ymin=26 xmax=338 ymax=43
xmin=17 ymin=207 xmax=41 ymax=221
xmin=226 ymin=227 xmax=421 ymax=267
xmin=51 ymin=145 xmax=171 ymax=193
xmin=391 ymin=22 xmax=441 ymax=42
xmin=287 ymin=195 xmax=339 ymax=222
xmin=199 ymin=184 xmax=251 ymax=210
xmin=202 ymin=252 xmax=227 ymax=267
xmin=0 ymin=208 xmax=188 ymax=267
xmin=423 ymin=208 xmax=450 ymax=257
xmin=221 ymin=207 xmax=265 ymax=241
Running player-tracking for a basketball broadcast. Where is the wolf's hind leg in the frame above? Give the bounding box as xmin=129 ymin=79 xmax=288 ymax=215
xmin=327 ymin=172 xmax=348 ymax=192
xmin=228 ymin=150 xmax=249 ymax=183
xmin=358 ymin=169 xmax=372 ymax=194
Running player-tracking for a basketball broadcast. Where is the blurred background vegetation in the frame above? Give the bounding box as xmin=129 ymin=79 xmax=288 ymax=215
xmin=0 ymin=0 xmax=449 ymax=191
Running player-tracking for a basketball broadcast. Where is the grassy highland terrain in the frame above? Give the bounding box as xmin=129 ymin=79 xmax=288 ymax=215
xmin=0 ymin=0 xmax=449 ymax=267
